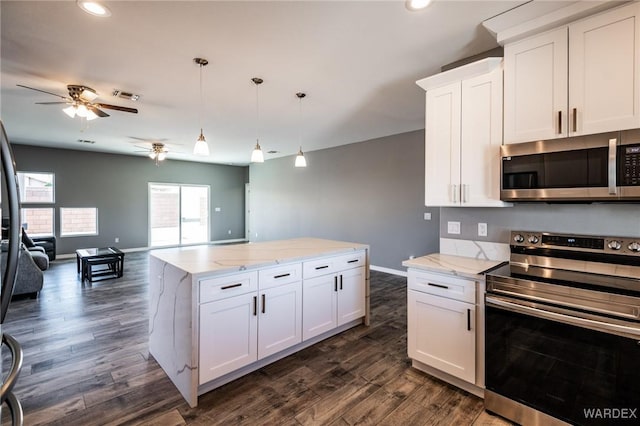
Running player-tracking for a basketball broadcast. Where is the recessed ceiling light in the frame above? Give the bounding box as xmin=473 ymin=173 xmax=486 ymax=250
xmin=77 ymin=1 xmax=112 ymax=17
xmin=405 ymin=0 xmax=433 ymax=12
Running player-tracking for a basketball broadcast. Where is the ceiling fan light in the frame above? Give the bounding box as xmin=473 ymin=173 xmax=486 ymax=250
xmin=62 ymin=105 xmax=77 ymax=118
xmin=193 ymin=130 xmax=210 ymax=156
xmin=85 ymin=108 xmax=99 ymax=121
xmin=251 ymin=141 xmax=264 ymax=163
xmin=76 ymin=104 xmax=89 ymax=118
xmin=77 ymin=1 xmax=112 ymax=17
xmin=405 ymin=0 xmax=433 ymax=11
xmin=295 ymin=148 xmax=307 ymax=168
xmin=158 ymin=152 xmax=167 ymax=161
xmin=148 ymin=152 xmax=156 ymax=160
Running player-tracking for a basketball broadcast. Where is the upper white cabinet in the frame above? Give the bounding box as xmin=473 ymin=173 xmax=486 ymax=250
xmin=418 ymin=58 xmax=507 ymax=207
xmin=504 ymin=2 xmax=640 ymax=144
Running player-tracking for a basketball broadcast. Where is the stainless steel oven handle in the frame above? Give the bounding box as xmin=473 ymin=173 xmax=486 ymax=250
xmin=608 ymin=138 xmax=617 ymax=195
xmin=486 ymin=296 xmax=640 ymax=338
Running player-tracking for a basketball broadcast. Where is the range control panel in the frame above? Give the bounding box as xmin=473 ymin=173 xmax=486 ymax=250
xmin=511 ymin=231 xmax=640 ymax=256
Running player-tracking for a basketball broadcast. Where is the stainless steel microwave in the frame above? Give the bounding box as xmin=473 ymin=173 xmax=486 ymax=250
xmin=501 ymin=129 xmax=640 ymax=202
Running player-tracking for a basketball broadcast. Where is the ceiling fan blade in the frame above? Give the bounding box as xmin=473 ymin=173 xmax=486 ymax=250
xmin=89 ymin=106 xmax=109 ymax=118
xmin=95 ymin=103 xmax=138 ymax=114
xmin=35 ymin=101 xmax=70 ymax=105
xmin=129 ymin=137 xmax=169 ymax=143
xmin=17 ymin=84 xmax=69 ymax=100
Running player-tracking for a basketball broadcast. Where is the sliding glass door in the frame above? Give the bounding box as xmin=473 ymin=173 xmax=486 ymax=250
xmin=149 ymin=183 xmax=209 ymax=247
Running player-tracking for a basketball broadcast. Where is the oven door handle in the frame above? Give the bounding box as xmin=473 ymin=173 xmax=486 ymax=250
xmin=486 ymin=295 xmax=640 ymax=339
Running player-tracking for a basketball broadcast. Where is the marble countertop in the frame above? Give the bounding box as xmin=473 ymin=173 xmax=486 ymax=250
xmin=150 ymin=238 xmax=369 ymax=276
xmin=402 ymin=253 xmax=505 ymax=278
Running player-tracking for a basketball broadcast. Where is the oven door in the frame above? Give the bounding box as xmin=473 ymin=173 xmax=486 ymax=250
xmin=485 ymin=295 xmax=640 ymax=426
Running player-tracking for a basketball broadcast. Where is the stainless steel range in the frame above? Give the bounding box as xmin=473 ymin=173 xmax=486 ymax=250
xmin=485 ymin=231 xmax=640 ymax=426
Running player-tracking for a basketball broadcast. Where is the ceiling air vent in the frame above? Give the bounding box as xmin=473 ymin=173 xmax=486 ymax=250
xmin=112 ymin=89 xmax=140 ymax=101
xmin=77 ymin=139 xmax=96 ymax=144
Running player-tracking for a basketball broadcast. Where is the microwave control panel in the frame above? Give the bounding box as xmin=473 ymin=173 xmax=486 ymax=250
xmin=621 ymin=144 xmax=640 ymax=186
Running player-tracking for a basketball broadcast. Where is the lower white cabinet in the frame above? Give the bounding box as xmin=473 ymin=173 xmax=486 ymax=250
xmin=302 ymin=265 xmax=366 ymax=340
xmin=199 ymin=266 xmax=302 ymax=384
xmin=407 ymin=270 xmax=478 ymax=385
xmin=408 ymin=290 xmax=475 ymax=383
xmin=199 ymin=291 xmax=258 ymax=384
xmin=258 ymin=281 xmax=302 ymax=359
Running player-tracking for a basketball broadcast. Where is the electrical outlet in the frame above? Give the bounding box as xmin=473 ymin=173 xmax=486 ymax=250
xmin=115 ymin=237 xmax=119 ymax=243
xmin=447 ymin=221 xmax=461 ymax=235
xmin=478 ymin=223 xmax=488 ymax=237
xmin=424 ymin=212 xmax=432 ymax=221
xmin=215 ymin=207 xmax=221 ymax=212
xmin=228 ymin=229 xmax=232 ymax=235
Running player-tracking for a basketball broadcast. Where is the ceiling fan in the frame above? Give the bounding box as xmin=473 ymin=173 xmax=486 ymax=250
xmin=135 ymin=142 xmax=169 ymax=166
xmin=17 ymin=83 xmax=138 ymax=120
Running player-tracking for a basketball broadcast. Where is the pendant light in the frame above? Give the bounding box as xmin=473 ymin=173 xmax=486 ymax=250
xmin=193 ymin=57 xmax=210 ymax=156
xmin=294 ymin=92 xmax=307 ymax=168
xmin=250 ymin=77 xmax=265 ymax=163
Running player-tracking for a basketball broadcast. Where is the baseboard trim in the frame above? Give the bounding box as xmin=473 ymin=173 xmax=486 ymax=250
xmin=370 ymin=265 xmax=407 ymax=277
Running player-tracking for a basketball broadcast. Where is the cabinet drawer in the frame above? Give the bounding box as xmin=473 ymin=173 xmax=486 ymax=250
xmin=408 ymin=270 xmax=476 ymax=304
xmin=303 ymin=250 xmax=366 ymax=279
xmin=259 ymin=263 xmax=302 ymax=290
xmin=199 ymin=271 xmax=258 ymax=304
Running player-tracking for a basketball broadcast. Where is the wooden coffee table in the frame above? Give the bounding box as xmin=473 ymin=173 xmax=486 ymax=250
xmin=76 ymin=247 xmax=124 ymax=282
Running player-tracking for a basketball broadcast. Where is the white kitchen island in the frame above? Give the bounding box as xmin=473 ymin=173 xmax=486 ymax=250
xmin=149 ymin=238 xmax=370 ymax=407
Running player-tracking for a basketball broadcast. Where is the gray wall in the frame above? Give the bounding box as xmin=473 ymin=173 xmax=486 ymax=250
xmin=249 ymin=130 xmax=440 ymax=270
xmin=10 ymin=145 xmax=248 ymax=255
xmin=440 ymin=204 xmax=640 ymax=242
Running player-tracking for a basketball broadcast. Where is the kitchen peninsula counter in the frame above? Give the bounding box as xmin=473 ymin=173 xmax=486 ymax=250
xmin=149 ymin=238 xmax=370 ymax=407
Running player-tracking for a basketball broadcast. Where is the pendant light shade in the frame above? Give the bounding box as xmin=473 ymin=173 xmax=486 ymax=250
xmin=295 ymin=147 xmax=307 ymax=168
xmin=194 ymin=129 xmax=209 ymax=156
xmin=251 ymin=141 xmax=264 ymax=163
xmin=193 ymin=57 xmax=210 ymax=156
xmin=250 ymin=77 xmax=265 ymax=163
xmin=295 ymin=92 xmax=307 ymax=168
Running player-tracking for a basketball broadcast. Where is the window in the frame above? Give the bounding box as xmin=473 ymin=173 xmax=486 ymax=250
xmin=21 ymin=208 xmax=54 ymax=236
xmin=149 ymin=183 xmax=209 ymax=247
xmin=17 ymin=172 xmax=54 ymax=203
xmin=60 ymin=208 xmax=98 ymax=236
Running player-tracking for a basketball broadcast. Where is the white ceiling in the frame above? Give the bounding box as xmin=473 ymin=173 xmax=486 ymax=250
xmin=1 ymin=0 xmax=528 ymax=165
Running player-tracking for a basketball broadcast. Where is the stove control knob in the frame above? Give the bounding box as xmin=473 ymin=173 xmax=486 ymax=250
xmin=528 ymin=235 xmax=539 ymax=244
xmin=608 ymin=240 xmax=622 ymax=250
xmin=513 ymin=234 xmax=525 ymax=243
xmin=628 ymin=242 xmax=640 ymax=252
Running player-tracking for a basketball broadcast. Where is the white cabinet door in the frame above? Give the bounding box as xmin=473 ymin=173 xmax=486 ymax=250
xmin=569 ymin=2 xmax=640 ymax=135
xmin=302 ymin=274 xmax=338 ymax=340
xmin=258 ymin=281 xmax=302 ymax=359
xmin=460 ymin=69 xmax=504 ymax=206
xmin=407 ymin=290 xmax=475 ymax=383
xmin=504 ymin=27 xmax=568 ymax=143
xmin=425 ymin=81 xmax=461 ymax=206
xmin=337 ymin=266 xmax=366 ymax=326
xmin=199 ymin=292 xmax=257 ymax=384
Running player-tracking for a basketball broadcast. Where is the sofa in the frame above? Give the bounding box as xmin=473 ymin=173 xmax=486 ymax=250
xmin=0 ymin=243 xmax=46 ymax=298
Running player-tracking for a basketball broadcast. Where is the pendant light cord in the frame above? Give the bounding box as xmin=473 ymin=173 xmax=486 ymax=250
xmin=255 ymin=81 xmax=260 ymax=144
xmin=199 ymin=63 xmax=203 ymax=134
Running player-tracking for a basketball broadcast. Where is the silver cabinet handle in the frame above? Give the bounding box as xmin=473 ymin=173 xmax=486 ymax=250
xmin=608 ymin=138 xmax=617 ymax=195
xmin=3 ymin=391 xmax=23 ymax=426
xmin=462 ymin=184 xmax=469 ymax=203
xmin=1 ymin=333 xmax=23 ymax=401
xmin=451 ymin=184 xmax=459 ymax=203
xmin=486 ymin=296 xmax=640 ymax=339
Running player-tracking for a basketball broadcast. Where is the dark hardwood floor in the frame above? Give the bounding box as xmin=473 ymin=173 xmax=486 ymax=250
xmin=2 ymin=251 xmax=512 ymax=425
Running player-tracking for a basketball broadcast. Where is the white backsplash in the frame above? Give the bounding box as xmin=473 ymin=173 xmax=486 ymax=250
xmin=440 ymin=238 xmax=510 ymax=262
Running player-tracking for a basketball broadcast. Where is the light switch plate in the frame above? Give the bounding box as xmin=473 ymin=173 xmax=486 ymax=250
xmin=447 ymin=221 xmax=461 ymax=235
xmin=478 ymin=223 xmax=488 ymax=237
xmin=424 ymin=212 xmax=432 ymax=221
